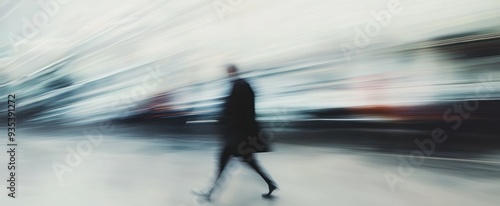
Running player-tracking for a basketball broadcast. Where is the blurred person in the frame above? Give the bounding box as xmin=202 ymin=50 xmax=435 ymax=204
xmin=194 ymin=65 xmax=278 ymax=201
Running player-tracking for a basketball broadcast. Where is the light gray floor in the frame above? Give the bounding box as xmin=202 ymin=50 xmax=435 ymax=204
xmin=2 ymin=132 xmax=499 ymax=206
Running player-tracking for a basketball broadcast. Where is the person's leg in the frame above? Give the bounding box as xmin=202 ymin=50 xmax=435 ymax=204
xmin=207 ymin=145 xmax=232 ymax=196
xmin=242 ymin=154 xmax=278 ymax=196
xmin=216 ymin=147 xmax=231 ymax=180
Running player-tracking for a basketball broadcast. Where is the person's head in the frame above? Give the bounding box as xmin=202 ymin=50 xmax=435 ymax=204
xmin=226 ymin=64 xmax=238 ymax=78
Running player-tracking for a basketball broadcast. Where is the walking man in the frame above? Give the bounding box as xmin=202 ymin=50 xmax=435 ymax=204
xmin=196 ymin=65 xmax=278 ymax=201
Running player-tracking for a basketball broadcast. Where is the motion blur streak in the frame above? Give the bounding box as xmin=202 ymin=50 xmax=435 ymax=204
xmin=0 ymin=0 xmax=499 ymax=205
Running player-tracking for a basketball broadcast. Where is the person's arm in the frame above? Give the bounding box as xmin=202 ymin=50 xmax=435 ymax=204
xmin=240 ymin=82 xmax=258 ymax=134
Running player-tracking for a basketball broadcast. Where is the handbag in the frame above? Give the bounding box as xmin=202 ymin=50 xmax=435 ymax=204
xmin=235 ymin=124 xmax=273 ymax=156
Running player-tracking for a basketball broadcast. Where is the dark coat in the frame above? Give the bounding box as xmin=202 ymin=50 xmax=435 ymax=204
xmin=219 ymin=78 xmax=267 ymax=156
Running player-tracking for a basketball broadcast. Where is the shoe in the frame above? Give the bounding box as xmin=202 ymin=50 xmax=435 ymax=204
xmin=262 ymin=183 xmax=278 ymax=198
xmin=192 ymin=189 xmax=212 ymax=202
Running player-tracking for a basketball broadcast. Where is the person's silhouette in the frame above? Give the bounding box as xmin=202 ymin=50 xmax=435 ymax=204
xmin=195 ymin=65 xmax=278 ymax=201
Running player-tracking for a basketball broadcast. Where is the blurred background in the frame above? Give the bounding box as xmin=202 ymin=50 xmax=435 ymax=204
xmin=0 ymin=0 xmax=500 ymax=205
